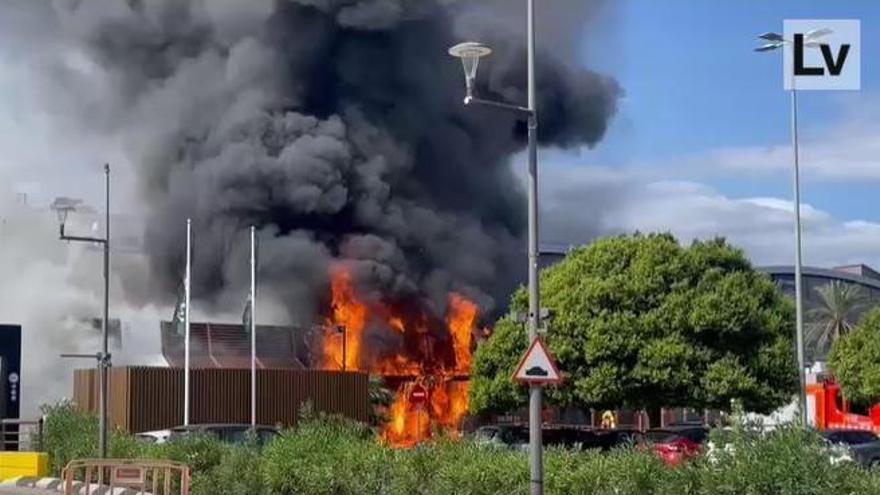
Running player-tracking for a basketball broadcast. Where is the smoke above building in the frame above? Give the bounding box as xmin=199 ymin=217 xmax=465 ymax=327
xmin=19 ymin=0 xmax=621 ymax=325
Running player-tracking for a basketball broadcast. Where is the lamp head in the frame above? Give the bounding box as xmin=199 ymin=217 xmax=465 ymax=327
xmin=50 ymin=197 xmax=80 ymax=227
xmin=448 ymin=42 xmax=492 ymax=96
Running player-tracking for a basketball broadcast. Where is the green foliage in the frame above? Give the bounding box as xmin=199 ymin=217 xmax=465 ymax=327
xmin=191 ymin=443 xmax=266 ymax=495
xmin=829 ymin=307 xmax=880 ymax=405
xmin=471 ymin=234 xmax=797 ymax=415
xmin=697 ymin=423 xmax=880 ymax=495
xmin=156 ymin=433 xmax=231 ymax=474
xmin=369 ymin=374 xmax=394 ymax=426
xmin=41 ymin=400 xmax=98 ymax=475
xmin=262 ymin=413 xmax=385 ymax=494
xmin=42 ymin=404 xmax=880 ymax=494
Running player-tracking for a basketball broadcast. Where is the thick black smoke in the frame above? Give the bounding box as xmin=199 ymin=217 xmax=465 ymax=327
xmin=51 ymin=0 xmax=620 ymax=322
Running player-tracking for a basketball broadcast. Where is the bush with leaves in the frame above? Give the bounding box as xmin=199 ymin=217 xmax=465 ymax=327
xmin=829 ymin=307 xmax=880 ymax=406
xmin=471 ymin=234 xmax=798 ymax=420
xmin=41 ymin=400 xmax=99 ymax=475
xmin=42 ymin=403 xmax=880 ymax=494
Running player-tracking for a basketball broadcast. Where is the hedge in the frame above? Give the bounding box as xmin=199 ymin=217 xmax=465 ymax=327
xmin=42 ymin=401 xmax=880 ymax=494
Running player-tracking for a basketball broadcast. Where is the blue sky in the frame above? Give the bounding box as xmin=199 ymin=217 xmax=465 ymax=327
xmin=530 ymin=1 xmax=880 ymax=269
xmin=578 ymin=0 xmax=879 ymax=219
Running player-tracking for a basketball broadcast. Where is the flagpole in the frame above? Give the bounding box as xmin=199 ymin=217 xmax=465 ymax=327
xmin=184 ymin=219 xmax=192 ymax=426
xmin=250 ymin=226 xmax=257 ymax=427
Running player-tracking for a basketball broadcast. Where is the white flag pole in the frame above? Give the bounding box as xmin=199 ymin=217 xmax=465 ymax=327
xmin=250 ymin=226 xmax=257 ymax=427
xmin=184 ymin=218 xmax=192 ymax=426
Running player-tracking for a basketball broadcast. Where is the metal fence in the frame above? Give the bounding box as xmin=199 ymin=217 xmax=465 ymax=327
xmin=74 ymin=366 xmax=369 ymax=433
xmin=63 ymin=458 xmax=190 ymax=495
xmin=0 ymin=418 xmax=43 ymax=451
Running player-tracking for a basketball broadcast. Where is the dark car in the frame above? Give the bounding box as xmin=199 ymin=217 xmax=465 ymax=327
xmin=169 ymin=423 xmax=280 ymax=446
xmin=474 ymin=424 xmax=529 ymax=449
xmin=597 ymin=429 xmax=645 ymax=451
xmin=822 ymin=429 xmax=880 ymax=469
xmin=475 ymin=425 xmax=603 ymax=451
xmin=544 ymin=427 xmax=604 ymax=451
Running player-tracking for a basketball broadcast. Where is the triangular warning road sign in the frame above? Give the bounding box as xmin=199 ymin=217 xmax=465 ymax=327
xmin=512 ymin=338 xmax=562 ymax=385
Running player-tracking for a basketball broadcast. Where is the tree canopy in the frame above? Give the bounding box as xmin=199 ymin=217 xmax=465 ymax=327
xmin=828 ymin=307 xmax=880 ymax=406
xmin=470 ymin=233 xmax=797 ymax=416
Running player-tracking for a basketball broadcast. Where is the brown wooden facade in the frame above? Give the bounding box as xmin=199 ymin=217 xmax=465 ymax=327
xmin=73 ymin=366 xmax=369 ymax=433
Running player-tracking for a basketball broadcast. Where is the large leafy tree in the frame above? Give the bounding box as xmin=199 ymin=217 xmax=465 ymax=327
xmin=828 ymin=308 xmax=880 ymax=406
xmin=806 ymin=281 xmax=868 ymax=361
xmin=470 ymin=233 xmax=797 ymax=417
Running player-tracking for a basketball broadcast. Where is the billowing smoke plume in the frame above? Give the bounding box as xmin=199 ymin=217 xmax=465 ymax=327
xmin=40 ymin=0 xmax=620 ymax=323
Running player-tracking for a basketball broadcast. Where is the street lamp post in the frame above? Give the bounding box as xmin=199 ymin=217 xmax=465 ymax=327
xmin=755 ymin=30 xmax=831 ymax=426
xmin=337 ymin=325 xmax=347 ymax=372
xmin=53 ymin=164 xmax=111 ymax=457
xmin=450 ymin=1 xmax=542 ymax=492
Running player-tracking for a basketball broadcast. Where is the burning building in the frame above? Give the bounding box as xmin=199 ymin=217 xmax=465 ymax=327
xmin=35 ymin=0 xmax=620 ymax=444
xmin=319 ymin=265 xmax=477 ymax=446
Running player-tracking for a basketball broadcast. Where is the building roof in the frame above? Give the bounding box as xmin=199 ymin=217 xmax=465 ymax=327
xmin=161 ymin=322 xmax=313 ymax=369
xmin=833 ymin=264 xmax=880 ymax=282
xmin=759 ymin=265 xmax=880 ymax=291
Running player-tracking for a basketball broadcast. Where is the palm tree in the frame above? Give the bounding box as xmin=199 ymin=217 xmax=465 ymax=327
xmin=806 ymin=281 xmax=868 ymax=359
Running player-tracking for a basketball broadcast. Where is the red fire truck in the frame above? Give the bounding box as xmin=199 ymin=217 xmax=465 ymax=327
xmin=806 ymin=371 xmax=880 ymax=432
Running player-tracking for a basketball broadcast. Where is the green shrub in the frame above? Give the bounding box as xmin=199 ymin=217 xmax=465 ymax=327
xmin=41 ymin=400 xmax=98 ymax=475
xmin=192 ymin=443 xmax=266 ymax=495
xmin=156 ymin=433 xmax=229 ymax=474
xmin=262 ymin=413 xmax=387 ymax=494
xmin=41 ymin=403 xmax=880 ymax=494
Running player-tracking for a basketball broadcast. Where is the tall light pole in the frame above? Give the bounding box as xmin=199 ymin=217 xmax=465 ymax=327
xmin=450 ymin=1 xmax=542 ymax=492
xmin=53 ymin=164 xmax=111 ymax=457
xmin=337 ymin=325 xmax=347 ymax=372
xmin=755 ymin=29 xmax=831 ymax=426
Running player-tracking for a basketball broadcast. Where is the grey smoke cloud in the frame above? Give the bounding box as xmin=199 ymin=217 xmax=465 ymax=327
xmin=13 ymin=0 xmax=620 ymax=327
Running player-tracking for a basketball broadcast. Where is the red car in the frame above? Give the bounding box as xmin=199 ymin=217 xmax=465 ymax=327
xmin=642 ymin=427 xmax=707 ymax=466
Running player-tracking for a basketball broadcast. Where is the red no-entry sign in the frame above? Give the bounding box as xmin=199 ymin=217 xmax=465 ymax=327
xmin=410 ymin=384 xmax=428 ymax=405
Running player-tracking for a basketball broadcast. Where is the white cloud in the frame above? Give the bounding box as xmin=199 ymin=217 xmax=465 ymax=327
xmin=693 ymin=112 xmax=880 ymax=181
xmin=534 ymin=159 xmax=880 ymax=270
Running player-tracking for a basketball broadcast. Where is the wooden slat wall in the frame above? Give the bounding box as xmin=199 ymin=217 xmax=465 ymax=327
xmin=73 ymin=368 xmax=132 ymax=431
xmin=73 ymin=367 xmax=369 ymax=434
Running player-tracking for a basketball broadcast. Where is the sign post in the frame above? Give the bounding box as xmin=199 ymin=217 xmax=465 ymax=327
xmin=512 ymin=338 xmax=561 ymax=494
xmin=513 ymin=338 xmax=562 ymax=386
xmin=410 ymin=384 xmax=428 ymax=445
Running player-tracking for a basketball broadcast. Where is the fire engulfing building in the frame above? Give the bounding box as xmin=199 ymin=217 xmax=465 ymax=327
xmin=153 ymin=265 xmax=481 ymax=447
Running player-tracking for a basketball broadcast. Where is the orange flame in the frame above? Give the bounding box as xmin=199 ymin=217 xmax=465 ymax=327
xmin=321 ymin=267 xmax=366 ymax=371
xmin=380 ymin=379 xmax=469 ymax=447
xmin=447 ymin=293 xmax=477 ymax=374
xmin=320 ymin=265 xmax=478 ymax=447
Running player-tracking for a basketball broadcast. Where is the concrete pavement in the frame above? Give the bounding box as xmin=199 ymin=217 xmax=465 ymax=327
xmin=0 ymin=487 xmax=58 ymax=494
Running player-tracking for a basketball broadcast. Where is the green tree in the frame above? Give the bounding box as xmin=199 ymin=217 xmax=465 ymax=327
xmin=470 ymin=233 xmax=797 ymax=418
xmin=806 ymin=281 xmax=868 ymax=360
xmin=828 ymin=307 xmax=880 ymax=406
xmin=368 ymin=375 xmax=393 ymax=426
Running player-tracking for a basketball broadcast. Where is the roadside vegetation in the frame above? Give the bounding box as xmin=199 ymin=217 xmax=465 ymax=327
xmin=829 ymin=307 xmax=880 ymax=406
xmin=43 ymin=402 xmax=880 ymax=495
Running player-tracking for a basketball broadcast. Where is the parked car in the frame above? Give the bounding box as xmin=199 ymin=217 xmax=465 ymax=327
xmin=543 ymin=427 xmax=604 ymax=451
xmin=473 ymin=424 xmax=529 ymax=450
xmin=135 ymin=429 xmax=171 ymax=444
xmin=642 ymin=426 xmax=707 ymax=465
xmin=168 ymin=423 xmax=280 ymax=446
xmin=821 ymin=429 xmax=880 ymax=469
xmin=596 ymin=428 xmax=644 ymax=451
xmin=474 ymin=425 xmax=604 ymax=451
